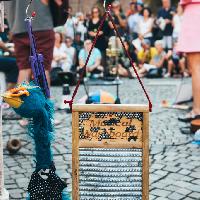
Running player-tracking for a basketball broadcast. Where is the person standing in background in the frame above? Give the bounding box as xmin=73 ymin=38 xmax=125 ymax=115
xmin=177 ymin=0 xmax=200 ymax=122
xmin=136 ymin=0 xmax=144 ymax=14
xmin=126 ymin=1 xmax=137 ymax=17
xmin=127 ymin=2 xmax=140 ymax=40
xmin=87 ymin=6 xmax=110 ymax=75
xmin=109 ymin=0 xmax=127 ymax=37
xmin=157 ymin=0 xmax=174 ymax=51
xmin=75 ymin=12 xmax=87 ymax=41
xmin=63 ymin=6 xmax=77 ymax=40
xmin=4 ymin=0 xmax=63 ymax=86
xmin=172 ymin=3 xmax=183 ymax=43
xmin=137 ymin=7 xmax=154 ymax=44
xmin=62 ymin=36 xmax=76 ymax=69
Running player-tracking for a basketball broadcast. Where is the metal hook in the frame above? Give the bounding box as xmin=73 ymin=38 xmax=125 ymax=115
xmin=103 ymin=0 xmax=106 ymax=10
xmin=26 ymin=0 xmax=33 ymax=18
xmin=103 ymin=0 xmax=112 ymax=13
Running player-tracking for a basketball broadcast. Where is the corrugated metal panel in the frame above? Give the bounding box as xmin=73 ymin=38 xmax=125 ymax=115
xmin=79 ymin=148 xmax=143 ymax=200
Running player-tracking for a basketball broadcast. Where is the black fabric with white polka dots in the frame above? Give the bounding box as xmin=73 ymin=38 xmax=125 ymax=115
xmin=28 ymin=164 xmax=67 ymax=199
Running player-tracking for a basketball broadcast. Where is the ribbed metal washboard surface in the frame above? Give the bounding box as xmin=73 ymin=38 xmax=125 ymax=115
xmin=79 ymin=148 xmax=143 ymax=200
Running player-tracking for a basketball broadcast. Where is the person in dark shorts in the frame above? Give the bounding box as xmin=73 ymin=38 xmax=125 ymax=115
xmin=164 ymin=48 xmax=187 ymax=78
xmin=5 ymin=0 xmax=61 ymax=85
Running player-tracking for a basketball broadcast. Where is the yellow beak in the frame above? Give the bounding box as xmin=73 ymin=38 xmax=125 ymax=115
xmin=2 ymin=94 xmax=23 ymax=108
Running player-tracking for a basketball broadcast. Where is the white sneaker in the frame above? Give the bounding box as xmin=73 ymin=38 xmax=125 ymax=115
xmin=164 ymin=73 xmax=171 ymax=78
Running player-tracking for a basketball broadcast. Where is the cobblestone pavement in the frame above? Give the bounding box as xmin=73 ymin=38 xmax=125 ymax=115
xmin=2 ymin=78 xmax=200 ymax=200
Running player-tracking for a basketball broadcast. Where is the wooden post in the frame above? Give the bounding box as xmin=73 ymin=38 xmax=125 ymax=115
xmin=0 ymin=84 xmax=9 ymax=200
xmin=72 ymin=104 xmax=149 ymax=200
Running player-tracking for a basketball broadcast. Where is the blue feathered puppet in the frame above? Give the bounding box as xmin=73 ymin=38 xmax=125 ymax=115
xmin=2 ymin=83 xmax=70 ymax=200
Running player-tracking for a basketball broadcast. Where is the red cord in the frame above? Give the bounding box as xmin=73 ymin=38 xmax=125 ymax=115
xmin=64 ymin=5 xmax=152 ymax=112
xmin=106 ymin=6 xmax=152 ymax=112
xmin=64 ymin=12 xmax=108 ymax=110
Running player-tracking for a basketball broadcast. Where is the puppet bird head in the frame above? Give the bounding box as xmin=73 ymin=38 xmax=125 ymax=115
xmin=2 ymin=83 xmax=48 ymax=118
xmin=2 ymin=82 xmax=54 ymax=170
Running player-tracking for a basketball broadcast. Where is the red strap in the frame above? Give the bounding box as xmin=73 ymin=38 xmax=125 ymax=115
xmin=64 ymin=5 xmax=152 ymax=112
xmin=106 ymin=6 xmax=152 ymax=112
xmin=64 ymin=12 xmax=108 ymax=110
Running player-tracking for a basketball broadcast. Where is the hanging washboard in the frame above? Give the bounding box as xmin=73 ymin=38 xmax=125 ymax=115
xmin=72 ymin=104 xmax=149 ymax=200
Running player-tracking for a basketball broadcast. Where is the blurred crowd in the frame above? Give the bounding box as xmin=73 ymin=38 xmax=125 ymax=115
xmin=0 ymin=0 xmax=190 ymax=88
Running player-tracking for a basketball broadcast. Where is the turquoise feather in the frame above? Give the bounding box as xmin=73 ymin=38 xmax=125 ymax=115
xmin=9 ymin=83 xmax=70 ymax=199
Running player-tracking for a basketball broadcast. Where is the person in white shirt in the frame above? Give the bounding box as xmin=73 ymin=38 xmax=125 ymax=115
xmin=138 ymin=7 xmax=154 ymax=43
xmin=128 ymin=3 xmax=141 ymax=40
xmin=63 ymin=6 xmax=77 ymax=40
xmin=172 ymin=4 xmax=183 ymax=42
xmin=78 ymin=39 xmax=103 ymax=77
xmin=75 ymin=12 xmax=87 ymax=41
xmin=61 ymin=36 xmax=76 ymax=69
xmin=52 ymin=32 xmax=72 ymax=72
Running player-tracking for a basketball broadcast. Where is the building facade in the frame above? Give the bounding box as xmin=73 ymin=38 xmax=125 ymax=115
xmin=69 ymin=0 xmax=131 ymax=14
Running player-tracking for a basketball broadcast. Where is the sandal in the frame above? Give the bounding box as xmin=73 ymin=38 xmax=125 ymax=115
xmin=178 ymin=111 xmax=200 ymax=123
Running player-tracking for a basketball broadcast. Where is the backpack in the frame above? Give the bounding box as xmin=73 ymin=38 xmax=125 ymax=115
xmin=49 ymin=0 xmax=69 ymax=27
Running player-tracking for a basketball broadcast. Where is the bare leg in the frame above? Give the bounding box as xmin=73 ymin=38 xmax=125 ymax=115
xmin=18 ymin=69 xmax=51 ymax=88
xmin=45 ymin=70 xmax=51 ymax=87
xmin=179 ymin=57 xmax=186 ymax=74
xmin=187 ymin=53 xmax=200 ymax=114
xmin=167 ymin=60 xmax=174 ymax=75
xmin=137 ymin=67 xmax=147 ymax=77
xmin=114 ymin=64 xmax=129 ymax=77
xmin=17 ymin=69 xmax=32 ymax=84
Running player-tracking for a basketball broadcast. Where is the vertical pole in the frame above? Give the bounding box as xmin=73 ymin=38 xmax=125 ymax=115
xmin=0 ymin=2 xmax=4 ymax=32
xmin=0 ymin=85 xmax=9 ymax=200
xmin=0 ymin=2 xmax=5 ymax=195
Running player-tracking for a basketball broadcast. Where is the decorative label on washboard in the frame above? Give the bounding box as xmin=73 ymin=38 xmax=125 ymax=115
xmin=72 ymin=105 xmax=149 ymax=200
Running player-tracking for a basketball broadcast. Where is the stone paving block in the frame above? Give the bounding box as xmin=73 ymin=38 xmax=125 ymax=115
xmin=150 ymin=174 xmax=163 ymax=184
xmin=175 ymin=188 xmax=192 ymax=196
xmin=178 ymin=169 xmax=191 ymax=175
xmin=150 ymin=194 xmax=157 ymax=200
xmin=179 ymin=164 xmax=196 ymax=170
xmin=189 ymin=185 xmax=200 ymax=193
xmin=151 ymin=163 xmax=165 ymax=170
xmin=151 ymin=189 xmax=172 ymax=197
xmin=164 ymin=166 xmax=180 ymax=173
xmin=181 ymin=175 xmax=194 ymax=182
xmin=154 ymin=170 xmax=168 ymax=177
xmin=188 ymin=192 xmax=200 ymax=199
xmin=164 ymin=185 xmax=182 ymax=193
xmin=194 ymin=166 xmax=200 ymax=172
xmin=168 ymin=192 xmax=185 ymax=200
xmin=155 ymin=197 xmax=168 ymax=200
xmin=151 ymin=182 xmax=168 ymax=190
xmin=2 ymin=79 xmax=200 ymax=199
xmin=189 ymin=172 xmax=200 ymax=179
xmin=173 ymin=180 xmax=193 ymax=188
xmin=192 ymin=179 xmax=200 ymax=185
xmin=167 ymin=173 xmax=189 ymax=181
xmin=16 ymin=177 xmax=29 ymax=188
xmin=9 ymin=189 xmax=24 ymax=199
